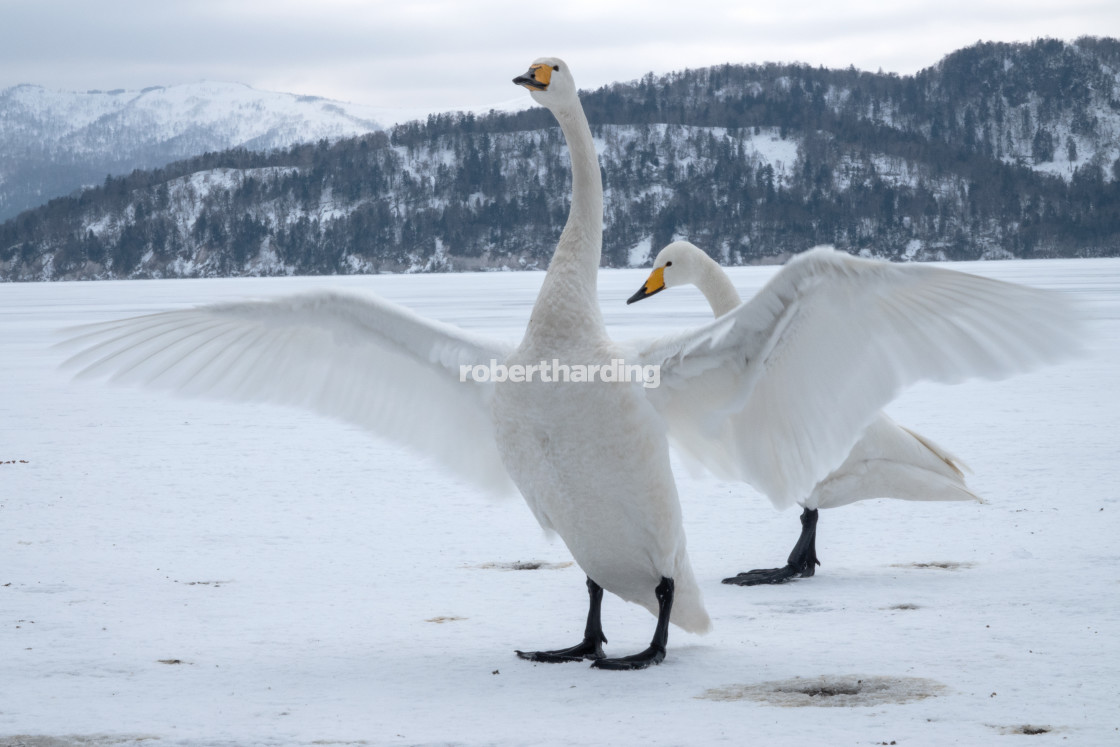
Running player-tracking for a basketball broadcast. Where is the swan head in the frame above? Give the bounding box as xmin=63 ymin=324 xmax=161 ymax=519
xmin=513 ymin=57 xmax=578 ymax=109
xmin=626 ymin=241 xmax=707 ymax=304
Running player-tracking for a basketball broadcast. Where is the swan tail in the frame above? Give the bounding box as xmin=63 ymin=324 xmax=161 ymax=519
xmin=899 ymin=424 xmax=972 ymax=477
xmin=669 ymin=586 xmax=712 ymax=635
xmin=813 ymin=463 xmax=982 ymax=509
xmin=667 ymin=557 xmax=712 ymax=634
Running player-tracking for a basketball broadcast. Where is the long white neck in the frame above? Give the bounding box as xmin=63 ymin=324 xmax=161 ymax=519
xmin=526 ymin=102 xmax=604 ymax=342
xmin=692 ymin=253 xmax=742 ymax=317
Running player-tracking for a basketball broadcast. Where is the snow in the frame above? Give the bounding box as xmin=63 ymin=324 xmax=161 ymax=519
xmin=1 ymin=84 xmax=131 ymax=137
xmin=743 ymin=128 xmax=799 ymax=179
xmin=2 ymin=259 xmax=1118 ymax=745
xmin=628 ymin=237 xmax=652 ymax=267
xmin=0 ymin=82 xmax=387 ymax=155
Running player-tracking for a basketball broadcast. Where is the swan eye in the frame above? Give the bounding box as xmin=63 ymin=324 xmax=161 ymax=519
xmin=553 ymin=65 xmax=560 ymax=71
xmin=665 ymin=261 xmax=673 ymax=267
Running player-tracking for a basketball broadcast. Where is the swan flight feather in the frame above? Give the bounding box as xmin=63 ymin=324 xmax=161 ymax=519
xmin=638 ymin=246 xmax=1082 ymax=509
xmin=59 ymin=289 xmax=517 ymax=494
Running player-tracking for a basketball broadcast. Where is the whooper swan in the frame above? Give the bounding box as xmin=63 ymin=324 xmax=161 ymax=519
xmin=60 ymin=59 xmax=1081 ymax=671
xmin=628 ymin=240 xmax=980 ymax=585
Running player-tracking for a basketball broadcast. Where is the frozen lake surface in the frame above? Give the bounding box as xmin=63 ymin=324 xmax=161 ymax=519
xmin=2 ymin=259 xmax=1118 ymax=745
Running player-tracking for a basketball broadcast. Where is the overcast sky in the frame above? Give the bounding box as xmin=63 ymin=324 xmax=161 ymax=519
xmin=2 ymin=0 xmax=1118 ymax=116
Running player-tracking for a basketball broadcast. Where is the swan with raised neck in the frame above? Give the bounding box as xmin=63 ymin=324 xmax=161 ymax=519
xmin=498 ymin=59 xmax=710 ymax=669
xmin=516 ymin=58 xmax=604 ymax=342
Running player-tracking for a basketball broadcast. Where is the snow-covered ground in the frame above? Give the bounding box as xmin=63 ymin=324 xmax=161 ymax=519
xmin=2 ymin=259 xmax=1118 ymax=746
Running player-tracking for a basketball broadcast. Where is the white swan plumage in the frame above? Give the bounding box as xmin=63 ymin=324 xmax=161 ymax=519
xmin=631 ymin=243 xmax=1079 ymax=513
xmin=60 ymin=58 xmax=710 ymax=669
xmin=496 ymin=59 xmax=711 ymax=661
xmin=58 ymin=58 xmax=1081 ymax=668
xmin=628 ymin=241 xmax=981 ymax=583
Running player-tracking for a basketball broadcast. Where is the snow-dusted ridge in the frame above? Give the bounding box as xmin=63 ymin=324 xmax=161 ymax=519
xmin=0 ymin=79 xmax=535 ymax=222
xmin=0 ymin=80 xmax=391 ymax=221
xmin=1 ymin=80 xmax=386 ymax=150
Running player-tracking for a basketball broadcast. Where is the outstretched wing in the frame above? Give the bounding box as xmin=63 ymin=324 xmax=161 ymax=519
xmin=637 ymin=247 xmax=1082 ymax=508
xmin=59 ymin=289 xmax=517 ymax=494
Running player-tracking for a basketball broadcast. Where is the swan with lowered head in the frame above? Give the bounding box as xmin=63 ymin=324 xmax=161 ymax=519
xmin=628 ymin=240 xmax=979 ymax=584
xmin=59 ymin=59 xmax=1081 ymax=671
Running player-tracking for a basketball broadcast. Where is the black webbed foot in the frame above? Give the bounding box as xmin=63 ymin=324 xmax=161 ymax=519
xmin=519 ymin=576 xmax=677 ymax=670
xmin=722 ymin=563 xmax=811 ymax=586
xmin=516 ymin=576 xmax=607 ymax=663
xmin=723 ymin=507 xmax=820 ymax=587
xmin=590 ymin=643 xmax=665 ymax=670
xmin=516 ymin=636 xmax=605 ymax=663
xmin=591 ymin=576 xmax=674 ymax=671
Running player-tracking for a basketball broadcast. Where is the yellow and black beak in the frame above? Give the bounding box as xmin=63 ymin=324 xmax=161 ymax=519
xmin=626 ymin=267 xmax=666 ymax=305
xmin=513 ymin=64 xmax=552 ymax=91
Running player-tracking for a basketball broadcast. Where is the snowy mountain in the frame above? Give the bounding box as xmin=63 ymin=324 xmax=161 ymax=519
xmin=3 ymin=38 xmax=1120 ymax=281
xmin=0 ymin=81 xmax=388 ymax=221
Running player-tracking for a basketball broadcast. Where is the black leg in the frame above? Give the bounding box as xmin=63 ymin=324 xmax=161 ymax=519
xmin=516 ymin=576 xmax=608 ymax=663
xmin=723 ymin=508 xmax=821 ymax=586
xmin=591 ymin=577 xmax=674 ymax=671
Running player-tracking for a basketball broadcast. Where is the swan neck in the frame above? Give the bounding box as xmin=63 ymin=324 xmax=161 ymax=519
xmin=554 ymin=105 xmax=602 ymax=271
xmin=527 ymin=101 xmax=604 ymax=340
xmin=695 ymin=255 xmax=742 ymax=317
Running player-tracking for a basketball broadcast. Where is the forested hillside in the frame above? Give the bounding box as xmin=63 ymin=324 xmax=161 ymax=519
xmin=3 ymin=38 xmax=1119 ymax=280
xmin=0 ymin=81 xmax=385 ymax=222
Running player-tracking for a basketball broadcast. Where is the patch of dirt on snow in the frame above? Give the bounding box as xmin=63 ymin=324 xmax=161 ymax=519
xmin=991 ymin=724 xmax=1058 ymax=735
xmin=884 ymin=603 xmax=921 ymax=610
xmin=425 ymin=616 xmax=467 ymax=623
xmin=470 ymin=560 xmax=574 ymax=571
xmin=892 ymin=561 xmax=975 ymax=570
xmin=699 ymin=675 xmax=946 ymax=707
